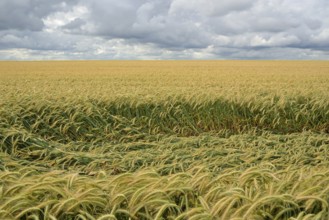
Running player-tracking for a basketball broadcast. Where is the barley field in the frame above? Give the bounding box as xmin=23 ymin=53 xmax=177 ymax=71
xmin=1 ymin=61 xmax=329 ymax=220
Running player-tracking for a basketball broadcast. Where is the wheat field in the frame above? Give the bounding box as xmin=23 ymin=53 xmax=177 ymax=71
xmin=1 ymin=61 xmax=329 ymax=220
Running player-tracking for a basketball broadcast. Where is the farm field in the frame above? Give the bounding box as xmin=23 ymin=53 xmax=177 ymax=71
xmin=1 ymin=60 xmax=329 ymax=219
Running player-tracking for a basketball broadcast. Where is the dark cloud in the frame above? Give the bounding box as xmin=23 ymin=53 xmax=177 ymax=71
xmin=0 ymin=0 xmax=329 ymax=60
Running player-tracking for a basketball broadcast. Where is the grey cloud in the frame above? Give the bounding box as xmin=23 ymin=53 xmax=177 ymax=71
xmin=0 ymin=0 xmax=79 ymax=31
xmin=0 ymin=30 xmax=77 ymax=51
xmin=0 ymin=1 xmax=44 ymax=31
xmin=168 ymin=0 xmax=254 ymax=17
xmin=85 ymin=0 xmax=145 ymax=37
xmin=0 ymin=0 xmax=329 ymax=60
xmin=207 ymin=0 xmax=255 ymax=16
xmin=80 ymin=0 xmax=329 ymax=51
xmin=304 ymin=18 xmax=322 ymax=30
xmin=81 ymin=0 xmax=212 ymax=48
xmin=62 ymin=18 xmax=86 ymax=31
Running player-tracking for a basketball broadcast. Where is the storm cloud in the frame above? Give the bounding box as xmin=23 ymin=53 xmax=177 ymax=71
xmin=0 ymin=0 xmax=328 ymax=60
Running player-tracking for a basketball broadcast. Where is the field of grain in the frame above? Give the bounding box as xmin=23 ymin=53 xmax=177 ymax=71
xmin=1 ymin=61 xmax=329 ymax=220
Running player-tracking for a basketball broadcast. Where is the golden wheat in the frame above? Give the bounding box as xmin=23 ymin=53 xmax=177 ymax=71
xmin=1 ymin=61 xmax=329 ymax=219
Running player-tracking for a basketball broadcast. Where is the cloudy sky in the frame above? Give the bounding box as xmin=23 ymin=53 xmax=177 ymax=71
xmin=0 ymin=0 xmax=329 ymax=60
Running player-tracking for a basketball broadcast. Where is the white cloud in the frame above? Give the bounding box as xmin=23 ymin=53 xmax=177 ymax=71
xmin=43 ymin=5 xmax=89 ymax=33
